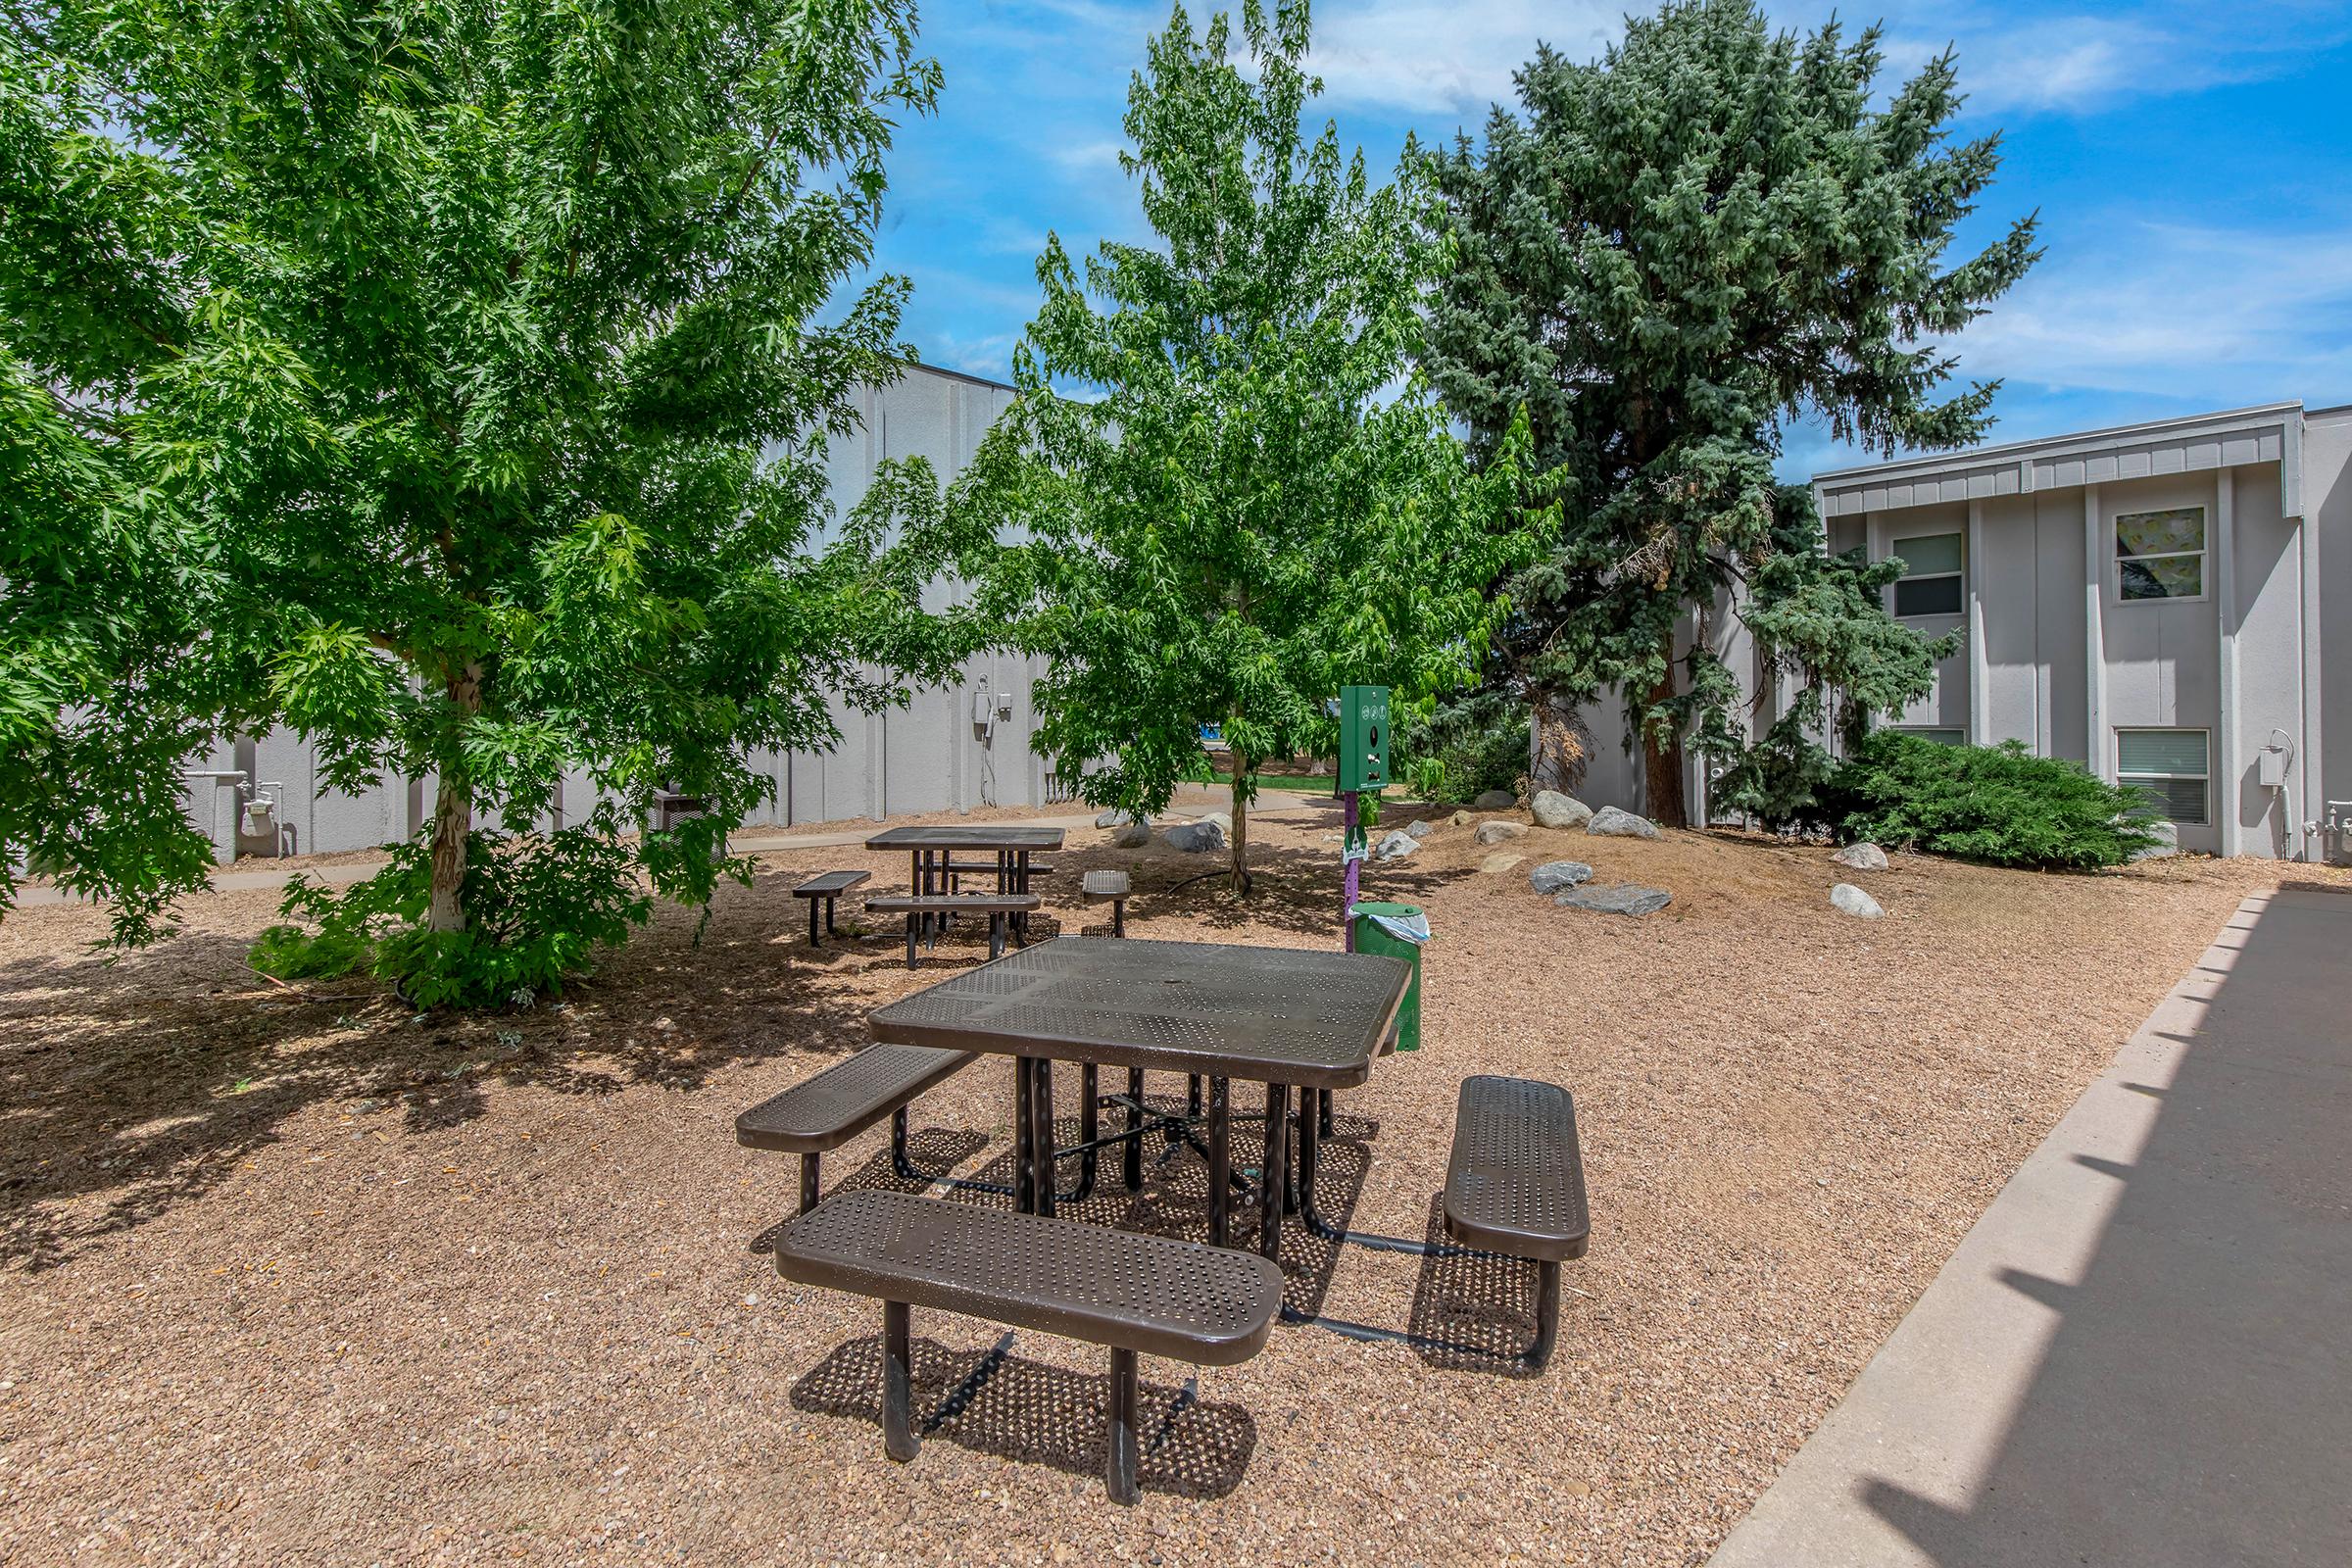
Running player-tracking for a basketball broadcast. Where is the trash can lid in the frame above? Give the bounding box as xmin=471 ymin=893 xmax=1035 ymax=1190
xmin=1349 ymin=903 xmax=1431 ymax=944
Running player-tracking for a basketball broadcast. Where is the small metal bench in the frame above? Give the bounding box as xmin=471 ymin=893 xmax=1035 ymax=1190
xmin=1441 ymin=1074 xmax=1591 ymax=1370
xmin=791 ymin=869 xmax=871 ymax=948
xmin=773 ymin=1189 xmax=1283 ymax=1503
xmin=1081 ymin=868 xmax=1132 ymax=937
xmin=737 ymin=1045 xmax=977 ymax=1212
xmin=864 ymin=893 xmax=1040 ymax=967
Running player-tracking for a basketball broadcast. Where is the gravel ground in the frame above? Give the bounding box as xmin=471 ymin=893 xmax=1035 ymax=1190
xmin=2 ymin=803 xmax=2336 ymax=1567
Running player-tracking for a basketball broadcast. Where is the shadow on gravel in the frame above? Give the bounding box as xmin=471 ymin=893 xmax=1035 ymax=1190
xmin=790 ymin=1330 xmax=1259 ymax=1499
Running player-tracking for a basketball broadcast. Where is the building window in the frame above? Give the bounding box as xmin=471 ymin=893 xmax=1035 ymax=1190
xmin=1892 ymin=727 xmax=1966 ymax=746
xmin=2117 ymin=728 xmax=2209 ymax=823
xmin=1890 ymin=532 xmax=1963 ymax=617
xmin=2115 ymin=507 xmax=2205 ymax=602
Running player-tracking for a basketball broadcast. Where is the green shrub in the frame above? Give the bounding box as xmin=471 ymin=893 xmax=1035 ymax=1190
xmin=1824 ymin=732 xmax=2163 ymax=869
xmin=1394 ymin=690 xmax=1529 ymax=803
xmin=251 ymin=826 xmax=663 ymax=1007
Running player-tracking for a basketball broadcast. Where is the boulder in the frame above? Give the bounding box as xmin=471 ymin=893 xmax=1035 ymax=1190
xmin=2130 ymin=820 xmax=2180 ymax=862
xmin=1475 ymin=820 xmax=1528 ymax=846
xmin=1528 ymin=859 xmax=1594 ymax=895
xmin=1472 ymin=789 xmax=1517 ymax=810
xmin=1200 ymin=810 xmax=1234 ymax=833
xmin=1830 ymin=882 xmax=1885 ymax=919
xmin=1448 ymin=809 xmax=1472 ymax=827
xmin=1531 ymin=790 xmax=1592 ymax=829
xmin=1094 ymin=808 xmax=1144 ymax=829
xmin=1375 ymin=829 xmax=1419 ymax=861
xmin=1405 ymin=818 xmax=1436 ymax=840
xmin=1162 ymin=819 xmax=1226 ymax=854
xmin=1556 ymin=882 xmax=1672 ymax=916
xmin=1112 ymin=823 xmax=1152 ymax=850
xmin=1586 ymin=806 xmax=1659 ymax=839
xmin=1479 ymin=852 xmax=1526 ymax=875
xmin=1832 ymin=841 xmax=1888 ymax=871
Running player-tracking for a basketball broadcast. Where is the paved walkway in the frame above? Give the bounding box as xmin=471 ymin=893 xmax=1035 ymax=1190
xmin=1709 ymin=885 xmax=2352 ymax=1568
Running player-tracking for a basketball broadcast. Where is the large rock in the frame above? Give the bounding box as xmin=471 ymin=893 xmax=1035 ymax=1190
xmin=1094 ymin=808 xmax=1145 ymax=829
xmin=1112 ymin=822 xmax=1152 ymax=850
xmin=1531 ymin=790 xmax=1592 ymax=829
xmin=1404 ymin=818 xmax=1436 ymax=840
xmin=1162 ymin=819 xmax=1225 ymax=854
xmin=1200 ymin=810 xmax=1234 ymax=833
xmin=2130 ymin=820 xmax=2180 ymax=862
xmin=1528 ymin=859 xmax=1594 ymax=895
xmin=1448 ymin=809 xmax=1472 ymax=827
xmin=1475 ymin=820 xmax=1528 ymax=846
xmin=1556 ymin=882 xmax=1671 ymax=916
xmin=1472 ymin=789 xmax=1517 ymax=810
xmin=1479 ymin=852 xmax=1526 ymax=875
xmin=1830 ymin=882 xmax=1885 ymax=919
xmin=1832 ymin=841 xmax=1888 ymax=871
xmin=1375 ymin=829 xmax=1419 ymax=861
xmin=1586 ymin=806 xmax=1659 ymax=839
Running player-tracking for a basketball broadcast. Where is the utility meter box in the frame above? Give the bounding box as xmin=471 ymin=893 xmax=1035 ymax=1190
xmin=1339 ymin=685 xmax=1390 ymax=793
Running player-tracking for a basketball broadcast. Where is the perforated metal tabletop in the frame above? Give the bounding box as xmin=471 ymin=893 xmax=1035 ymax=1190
xmin=867 ymin=937 xmax=1410 ymax=1090
xmin=862 ymin=825 xmax=1066 ymax=852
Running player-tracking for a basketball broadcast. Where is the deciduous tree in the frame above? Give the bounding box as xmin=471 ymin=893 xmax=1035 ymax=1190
xmin=1 ymin=0 xmax=977 ymax=994
xmin=961 ymin=0 xmax=1553 ymax=893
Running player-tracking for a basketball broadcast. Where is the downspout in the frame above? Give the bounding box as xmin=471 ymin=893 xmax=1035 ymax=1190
xmin=2216 ymin=468 xmax=2239 ymax=858
xmin=2083 ymin=485 xmax=2107 ymax=779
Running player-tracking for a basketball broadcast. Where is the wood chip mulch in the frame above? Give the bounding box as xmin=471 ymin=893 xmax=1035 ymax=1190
xmin=3 ymin=803 xmax=2336 ymax=1566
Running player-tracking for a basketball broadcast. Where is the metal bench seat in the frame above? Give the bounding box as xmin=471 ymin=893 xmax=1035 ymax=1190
xmin=1441 ymin=1074 xmax=1590 ymax=1369
xmin=774 ymin=1189 xmax=1283 ymax=1502
xmin=1081 ymin=868 xmax=1132 ymax=937
xmin=737 ymin=1045 xmax=976 ymax=1211
xmin=864 ymin=892 xmax=1042 ymax=966
xmin=790 ymin=869 xmax=871 ymax=948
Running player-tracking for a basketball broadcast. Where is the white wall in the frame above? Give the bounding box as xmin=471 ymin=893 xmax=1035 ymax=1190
xmin=187 ymin=366 xmax=1054 ymax=862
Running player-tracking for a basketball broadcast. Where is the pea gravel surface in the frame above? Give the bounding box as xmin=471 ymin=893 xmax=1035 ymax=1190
xmin=3 ymin=802 xmax=2335 ymax=1567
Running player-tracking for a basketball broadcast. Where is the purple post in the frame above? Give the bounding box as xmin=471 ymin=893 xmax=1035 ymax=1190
xmin=1342 ymin=790 xmax=1361 ymax=952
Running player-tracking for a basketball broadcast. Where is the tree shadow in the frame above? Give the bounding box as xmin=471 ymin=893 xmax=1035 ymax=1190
xmin=0 ymin=897 xmax=887 ymax=1272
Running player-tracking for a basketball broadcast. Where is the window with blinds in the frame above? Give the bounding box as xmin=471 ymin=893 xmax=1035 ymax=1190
xmin=1890 ymin=532 xmax=1964 ymax=617
xmin=2117 ymin=729 xmax=2209 ymax=823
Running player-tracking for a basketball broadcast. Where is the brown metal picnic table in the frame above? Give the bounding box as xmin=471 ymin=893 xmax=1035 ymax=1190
xmin=864 ymin=824 xmax=1065 ymax=941
xmin=867 ymin=936 xmax=1411 ymax=1257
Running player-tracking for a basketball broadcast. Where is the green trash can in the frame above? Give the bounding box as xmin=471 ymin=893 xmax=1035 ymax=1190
xmin=1350 ymin=901 xmax=1429 ymax=1052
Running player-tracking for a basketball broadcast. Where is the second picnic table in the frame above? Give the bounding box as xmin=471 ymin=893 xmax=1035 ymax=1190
xmin=867 ymin=936 xmax=1412 ymax=1255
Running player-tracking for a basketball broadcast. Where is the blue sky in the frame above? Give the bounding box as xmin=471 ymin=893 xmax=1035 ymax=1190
xmin=870 ymin=1 xmax=2352 ymax=479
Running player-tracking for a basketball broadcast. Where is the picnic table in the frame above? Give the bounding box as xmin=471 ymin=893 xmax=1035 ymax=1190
xmin=868 ymin=936 xmax=1411 ymax=1255
xmin=864 ymin=824 xmax=1065 ymax=943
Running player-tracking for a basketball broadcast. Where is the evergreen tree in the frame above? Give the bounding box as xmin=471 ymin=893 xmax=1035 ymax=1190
xmin=1425 ymin=0 xmax=2034 ymax=824
xmin=960 ymin=0 xmax=1552 ymax=893
xmin=1 ymin=0 xmax=976 ymax=994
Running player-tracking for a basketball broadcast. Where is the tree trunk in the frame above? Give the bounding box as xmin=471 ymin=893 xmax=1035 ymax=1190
xmin=426 ymin=663 xmax=484 ymax=933
xmin=1228 ymin=755 xmax=1252 ymax=898
xmin=1643 ymin=652 xmax=1688 ymax=830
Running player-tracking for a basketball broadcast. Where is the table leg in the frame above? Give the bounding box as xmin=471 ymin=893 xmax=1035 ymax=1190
xmin=808 ymin=895 xmax=820 ymax=948
xmin=1296 ymin=1087 xmax=1320 ymax=1214
xmin=1033 ymin=1058 xmax=1057 ymax=1219
xmin=1078 ymin=1063 xmax=1100 ymax=1193
xmin=1319 ymin=1087 xmax=1333 ymax=1138
xmin=1258 ymin=1083 xmax=1288 ymax=1261
xmin=1206 ymin=1076 xmax=1230 ymax=1248
xmin=1014 ymin=1057 xmax=1036 ymax=1213
xmin=1122 ymin=1068 xmax=1145 ymax=1191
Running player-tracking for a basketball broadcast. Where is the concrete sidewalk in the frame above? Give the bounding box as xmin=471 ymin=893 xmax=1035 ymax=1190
xmin=1709 ymin=885 xmax=2352 ymax=1568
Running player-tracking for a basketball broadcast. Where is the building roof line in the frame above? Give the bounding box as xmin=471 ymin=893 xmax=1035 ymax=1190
xmin=1812 ymin=400 xmax=2306 ymax=487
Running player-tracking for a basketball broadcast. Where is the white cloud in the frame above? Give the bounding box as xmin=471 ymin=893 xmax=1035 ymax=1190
xmin=1947 ymin=220 xmax=2352 ymax=401
xmin=1306 ymin=0 xmax=1621 ymax=117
